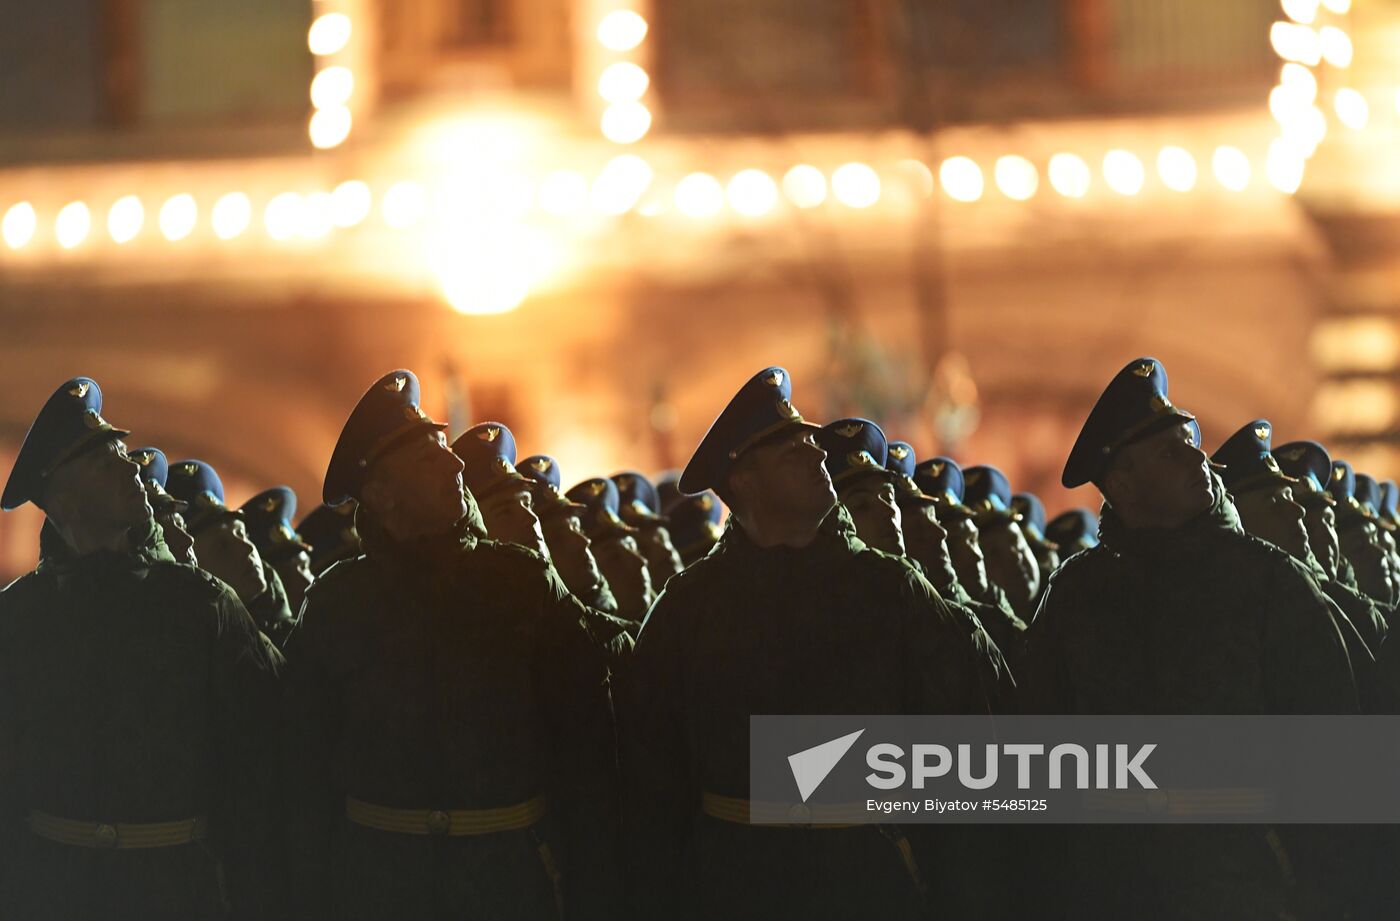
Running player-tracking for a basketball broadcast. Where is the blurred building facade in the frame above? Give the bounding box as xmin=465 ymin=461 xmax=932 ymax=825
xmin=0 ymin=0 xmax=1395 ymax=576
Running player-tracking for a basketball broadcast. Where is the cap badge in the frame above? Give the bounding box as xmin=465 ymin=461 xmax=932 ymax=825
xmin=776 ymin=399 xmax=800 ymax=420
xmin=478 ymin=426 xmax=500 ymax=443
xmin=135 ymin=451 xmax=153 ymax=466
xmin=82 ymin=410 xmax=104 ymax=430
xmin=764 ymin=370 xmax=784 ymax=388
xmin=586 ymin=480 xmax=607 ymax=497
xmin=261 ymin=495 xmax=279 ymax=512
xmin=179 ymin=462 xmax=198 ymax=476
xmin=1132 ymin=362 xmax=1154 ymax=378
xmin=68 ymin=381 xmax=90 ymax=398
xmin=1254 ymin=425 xmax=1270 ymax=441
xmin=529 ymin=458 xmax=552 ymax=473
xmin=1278 ymin=446 xmax=1305 ymax=462
xmin=1334 ymin=466 xmax=1346 ymax=482
xmin=385 ymin=375 xmax=407 ymax=393
xmin=847 ymin=451 xmax=879 ymax=469
xmin=833 ymin=422 xmax=863 ymax=438
xmin=888 ymin=445 xmax=909 ymax=460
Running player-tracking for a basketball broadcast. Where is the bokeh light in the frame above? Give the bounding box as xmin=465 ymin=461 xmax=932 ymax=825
xmin=674 ymin=172 xmax=724 ymax=218
xmin=1211 ymin=146 xmax=1251 ymax=192
xmin=1156 ymin=147 xmax=1197 ymax=193
xmin=782 ymin=165 xmax=828 ymax=209
xmin=309 ymin=106 xmax=352 ymax=149
xmin=159 ymin=193 xmax=197 ymax=241
xmin=591 ymin=155 xmax=653 ymax=215
xmin=597 ymin=10 xmax=648 ymax=51
xmin=1334 ymin=88 xmax=1369 ymax=129
xmin=264 ymin=192 xmax=304 ymax=241
xmin=55 ymin=201 xmax=91 ymax=249
xmin=598 ymin=62 xmax=650 ymax=103
xmin=1102 ymin=150 xmax=1145 ymax=196
xmin=1319 ymin=27 xmax=1353 ymax=68
xmin=308 ymin=13 xmax=352 ymax=56
xmin=939 ymin=157 xmax=984 ymax=202
xmin=2 ymin=202 xmax=36 ymax=249
xmin=600 ymin=102 xmax=652 ymax=144
xmin=994 ymin=155 xmax=1038 ymax=200
xmin=310 ymin=67 xmax=354 ymax=109
xmin=107 ymin=196 xmax=144 ymax=244
xmin=331 ymin=180 xmax=372 ymax=228
xmin=831 ymin=163 xmax=880 ymax=208
xmin=726 ymin=169 xmax=778 ymax=217
xmin=1047 ymin=153 xmax=1091 ymax=198
xmin=383 ymin=181 xmax=426 ymax=228
xmin=538 ymin=171 xmax=588 ymax=217
xmin=211 ymin=192 xmax=252 ymax=240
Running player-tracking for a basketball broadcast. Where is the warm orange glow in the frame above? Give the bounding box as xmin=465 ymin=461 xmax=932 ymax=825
xmin=726 ymin=169 xmax=778 ymax=217
xmin=1102 ymin=150 xmax=1145 ymax=196
xmin=1047 ymin=153 xmax=1090 ymax=198
xmin=600 ymin=101 xmax=652 ymax=144
xmin=1211 ymin=146 xmax=1251 ymax=192
xmin=597 ymin=10 xmax=648 ymax=51
xmin=831 ymin=163 xmax=880 ymax=208
xmin=674 ymin=172 xmax=724 ymax=217
xmin=993 ymin=155 xmax=1038 ymax=200
xmin=2 ymin=202 xmax=36 ymax=249
xmin=783 ymin=165 xmax=828 ymax=209
xmin=939 ymin=157 xmax=983 ymax=202
xmin=212 ymin=192 xmax=252 ymax=240
xmin=310 ymin=66 xmax=355 ymax=109
xmin=309 ymin=106 xmax=353 ymax=149
xmin=308 ymin=13 xmax=352 ymax=56
xmin=1156 ymin=147 xmax=1197 ymax=192
xmin=598 ymin=62 xmax=650 ymax=103
xmin=55 ymin=202 xmax=91 ymax=249
xmin=107 ymin=196 xmax=144 ymax=244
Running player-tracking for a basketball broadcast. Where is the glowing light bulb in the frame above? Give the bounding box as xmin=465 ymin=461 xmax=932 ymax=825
xmin=212 ymin=192 xmax=252 ymax=240
xmin=597 ymin=10 xmax=648 ymax=51
xmin=1047 ymin=153 xmax=1091 ymax=198
xmin=1156 ymin=147 xmax=1197 ymax=192
xmin=783 ymin=165 xmax=828 ymax=209
xmin=308 ymin=13 xmax=352 ymax=55
xmin=994 ymin=155 xmax=1038 ymax=200
xmin=55 ymin=201 xmax=91 ymax=249
xmin=832 ymin=163 xmax=880 ymax=208
xmin=107 ymin=196 xmax=143 ymax=244
xmin=939 ymin=157 xmax=983 ymax=202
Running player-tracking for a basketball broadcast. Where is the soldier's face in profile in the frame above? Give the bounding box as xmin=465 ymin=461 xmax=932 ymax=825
xmin=146 ymin=492 xmax=197 ymax=566
xmin=1301 ymin=501 xmax=1341 ymax=579
xmin=729 ymin=428 xmax=836 ymax=525
xmin=636 ymin=524 xmax=684 ymax=587
xmin=1104 ymin=423 xmax=1212 ymax=528
xmin=362 ymin=429 xmax=467 ymax=536
xmin=944 ymin=515 xmax=991 ymax=596
xmin=273 ymin=550 xmax=314 ymax=615
xmin=477 ymin=485 xmax=549 ymax=559
xmin=540 ymin=511 xmax=605 ymax=597
xmin=193 ymin=515 xmax=268 ymax=604
xmin=43 ymin=437 xmax=152 ymax=533
xmin=902 ymin=502 xmax=959 ymax=588
xmin=1339 ymin=520 xmax=1395 ymax=606
xmin=594 ymin=532 xmax=654 ymax=618
xmin=980 ymin=520 xmax=1040 ymax=611
xmin=1232 ymin=482 xmax=1310 ymax=561
xmin=839 ymin=477 xmax=904 ymax=556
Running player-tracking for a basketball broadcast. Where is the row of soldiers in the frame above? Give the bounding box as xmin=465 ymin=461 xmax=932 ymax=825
xmin=0 ymin=357 xmax=1395 ymax=920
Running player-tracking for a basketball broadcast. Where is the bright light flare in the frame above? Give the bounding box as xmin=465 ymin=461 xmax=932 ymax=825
xmin=264 ymin=192 xmax=303 ymax=241
xmin=212 ymin=192 xmax=252 ymax=239
xmin=994 ymin=155 xmax=1038 ymax=200
xmin=1334 ymin=87 xmax=1369 ymax=129
xmin=331 ymin=180 xmax=372 ymax=227
xmin=310 ymin=66 xmax=354 ymax=109
xmin=158 ymin=194 xmax=197 ymax=241
xmin=107 ymin=196 xmax=144 ymax=244
xmin=939 ymin=157 xmax=983 ymax=202
xmin=832 ymin=163 xmax=880 ymax=208
xmin=674 ymin=172 xmax=724 ymax=218
xmin=597 ymin=10 xmax=648 ymax=51
xmin=55 ymin=201 xmax=91 ymax=249
xmin=309 ymin=106 xmax=352 ymax=149
xmin=308 ymin=13 xmax=352 ymax=56
xmin=598 ymin=62 xmax=649 ymax=103
xmin=726 ymin=169 xmax=778 ymax=217
xmin=1047 ymin=153 xmax=1090 ymax=198
xmin=591 ymin=155 xmax=653 ymax=215
xmin=538 ymin=171 xmax=588 ymax=217
xmin=1212 ymin=146 xmax=1251 ymax=192
xmin=2 ymin=202 xmax=36 ymax=249
xmin=600 ymin=101 xmax=652 ymax=144
xmin=1156 ymin=147 xmax=1197 ymax=192
xmin=1319 ymin=26 xmax=1353 ymax=67
xmin=383 ymin=181 xmax=427 ymax=228
xmin=1103 ymin=150 xmax=1145 ymax=196
xmin=1271 ymin=22 xmax=1322 ymax=66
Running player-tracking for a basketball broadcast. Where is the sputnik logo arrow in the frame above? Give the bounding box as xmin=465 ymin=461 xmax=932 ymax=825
xmin=788 ymin=729 xmax=865 ymax=802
